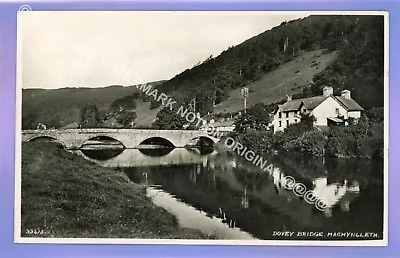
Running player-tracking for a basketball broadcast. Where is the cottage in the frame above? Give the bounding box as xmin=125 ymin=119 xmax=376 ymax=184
xmin=271 ymin=86 xmax=364 ymax=133
xmin=200 ymin=118 xmax=236 ymax=133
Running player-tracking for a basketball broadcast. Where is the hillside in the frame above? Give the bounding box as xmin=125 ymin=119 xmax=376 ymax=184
xmin=22 ymin=15 xmax=384 ymax=129
xmin=102 ymin=100 xmax=161 ymax=128
xmin=154 ymin=15 xmax=384 ymax=114
xmin=22 ymin=81 xmax=164 ymax=129
xmin=214 ymin=49 xmax=338 ymax=114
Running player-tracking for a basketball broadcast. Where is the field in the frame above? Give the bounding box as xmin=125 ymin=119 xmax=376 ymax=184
xmin=214 ymin=49 xmax=338 ymax=114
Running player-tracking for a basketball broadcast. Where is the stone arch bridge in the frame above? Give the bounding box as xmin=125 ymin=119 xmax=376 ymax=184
xmin=21 ymin=129 xmax=220 ymax=149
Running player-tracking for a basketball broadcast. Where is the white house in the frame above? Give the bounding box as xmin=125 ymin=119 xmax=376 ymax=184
xmin=271 ymin=86 xmax=364 ymax=133
xmin=211 ymin=120 xmax=236 ymax=132
xmin=200 ymin=118 xmax=236 ymax=133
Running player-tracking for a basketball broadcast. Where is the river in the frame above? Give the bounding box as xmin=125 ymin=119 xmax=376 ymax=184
xmin=73 ymin=146 xmax=384 ymax=240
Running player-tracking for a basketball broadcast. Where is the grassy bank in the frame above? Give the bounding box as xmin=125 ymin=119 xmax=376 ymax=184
xmin=21 ymin=142 xmax=209 ymax=239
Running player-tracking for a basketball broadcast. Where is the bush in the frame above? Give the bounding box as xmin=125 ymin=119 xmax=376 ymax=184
xmin=326 ymin=115 xmax=383 ymax=158
xmin=325 ymin=127 xmax=352 ymax=157
xmin=283 ymin=130 xmax=327 ymax=156
xmin=234 ymin=129 xmax=273 ymax=154
xmin=231 ymin=109 xmax=383 ymax=159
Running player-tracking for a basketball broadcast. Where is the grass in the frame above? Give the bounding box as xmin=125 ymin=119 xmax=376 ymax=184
xmin=21 ymin=142 xmax=210 ymax=239
xmin=214 ymin=49 xmax=338 ymax=114
xmin=132 ymin=100 xmax=162 ymax=128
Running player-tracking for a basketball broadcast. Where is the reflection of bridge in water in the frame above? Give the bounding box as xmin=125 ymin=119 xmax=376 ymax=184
xmin=71 ymin=142 xmax=372 ymax=239
xmin=81 ymin=147 xmax=361 ymax=228
xmin=75 ymin=148 xmax=218 ymax=167
xmin=22 ymin=129 xmax=219 ymax=149
xmin=112 ymin=151 xmax=362 ymax=237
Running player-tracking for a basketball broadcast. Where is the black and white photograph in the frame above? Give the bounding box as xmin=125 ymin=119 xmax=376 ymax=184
xmin=15 ymin=11 xmax=388 ymax=245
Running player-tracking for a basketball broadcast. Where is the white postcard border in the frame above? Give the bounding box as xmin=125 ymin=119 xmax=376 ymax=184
xmin=14 ymin=10 xmax=389 ymax=246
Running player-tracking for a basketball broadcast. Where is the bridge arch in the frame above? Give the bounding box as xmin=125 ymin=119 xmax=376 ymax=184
xmin=80 ymin=148 xmax=124 ymax=160
xmin=79 ymin=135 xmax=126 ymax=149
xmin=188 ymin=136 xmax=216 ymax=147
xmin=138 ymin=137 xmax=175 ymax=148
xmin=27 ymin=135 xmax=65 ymax=146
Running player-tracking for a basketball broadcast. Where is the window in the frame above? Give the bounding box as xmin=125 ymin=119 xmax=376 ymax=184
xmin=286 ymin=120 xmax=289 ymax=126
xmin=335 ymin=108 xmax=340 ymax=115
xmin=278 ymin=112 xmax=282 ymax=118
xmin=286 ymin=112 xmax=289 ymax=118
xmin=279 ymin=121 xmax=282 ymax=127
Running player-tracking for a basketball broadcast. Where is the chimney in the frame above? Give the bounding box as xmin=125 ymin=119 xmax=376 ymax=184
xmin=341 ymin=90 xmax=351 ymax=99
xmin=322 ymin=86 xmax=333 ymax=97
xmin=286 ymin=95 xmax=292 ymax=102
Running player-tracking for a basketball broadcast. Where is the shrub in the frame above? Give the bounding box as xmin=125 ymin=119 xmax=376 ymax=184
xmin=283 ymin=130 xmax=327 ymax=156
xmin=326 ymin=115 xmax=384 ymax=158
xmin=235 ymin=129 xmax=272 ymax=154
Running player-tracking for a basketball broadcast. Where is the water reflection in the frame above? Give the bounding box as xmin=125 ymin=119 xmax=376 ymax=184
xmin=147 ymin=186 xmax=255 ymax=239
xmin=75 ymin=147 xmax=217 ymax=168
xmin=81 ymin=148 xmax=124 ymax=160
xmin=138 ymin=147 xmax=173 ymax=157
xmin=76 ymin=147 xmax=383 ymax=240
xmin=186 ymin=147 xmax=215 ymax=156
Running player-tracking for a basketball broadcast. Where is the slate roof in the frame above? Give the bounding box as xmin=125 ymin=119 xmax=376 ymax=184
xmin=334 ymin=96 xmax=364 ymax=111
xmin=276 ymin=95 xmax=364 ymax=113
xmin=277 ymin=96 xmax=328 ymax=112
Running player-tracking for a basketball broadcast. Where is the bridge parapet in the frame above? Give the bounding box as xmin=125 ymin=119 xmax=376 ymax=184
xmin=22 ymin=129 xmax=220 ymax=149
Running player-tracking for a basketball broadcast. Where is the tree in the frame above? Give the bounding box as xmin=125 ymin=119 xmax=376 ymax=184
xmin=110 ymin=96 xmax=137 ymax=114
xmin=47 ymin=115 xmax=61 ymax=129
xmin=116 ymin=111 xmax=137 ymax=128
xmin=365 ymin=107 xmax=384 ymax=123
xmin=283 ymin=114 xmax=315 ymax=137
xmin=152 ymin=108 xmax=186 ymax=130
xmin=80 ymin=104 xmax=101 ymax=128
xmin=132 ymin=91 xmax=141 ymax=99
xmin=22 ymin=111 xmax=38 ymax=130
xmin=325 ymin=113 xmax=383 ymax=158
xmin=234 ymin=103 xmax=272 ymax=134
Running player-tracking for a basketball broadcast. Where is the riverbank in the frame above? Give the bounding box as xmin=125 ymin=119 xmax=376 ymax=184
xmin=231 ymin=120 xmax=383 ymax=159
xmin=21 ymin=142 xmax=211 ymax=239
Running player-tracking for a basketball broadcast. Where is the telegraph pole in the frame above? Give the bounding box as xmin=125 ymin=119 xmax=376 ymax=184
xmin=189 ymin=97 xmax=196 ymax=113
xmin=241 ymin=87 xmax=249 ymax=113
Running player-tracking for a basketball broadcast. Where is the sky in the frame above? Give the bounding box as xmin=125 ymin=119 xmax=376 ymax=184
xmin=20 ymin=11 xmax=306 ymax=89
